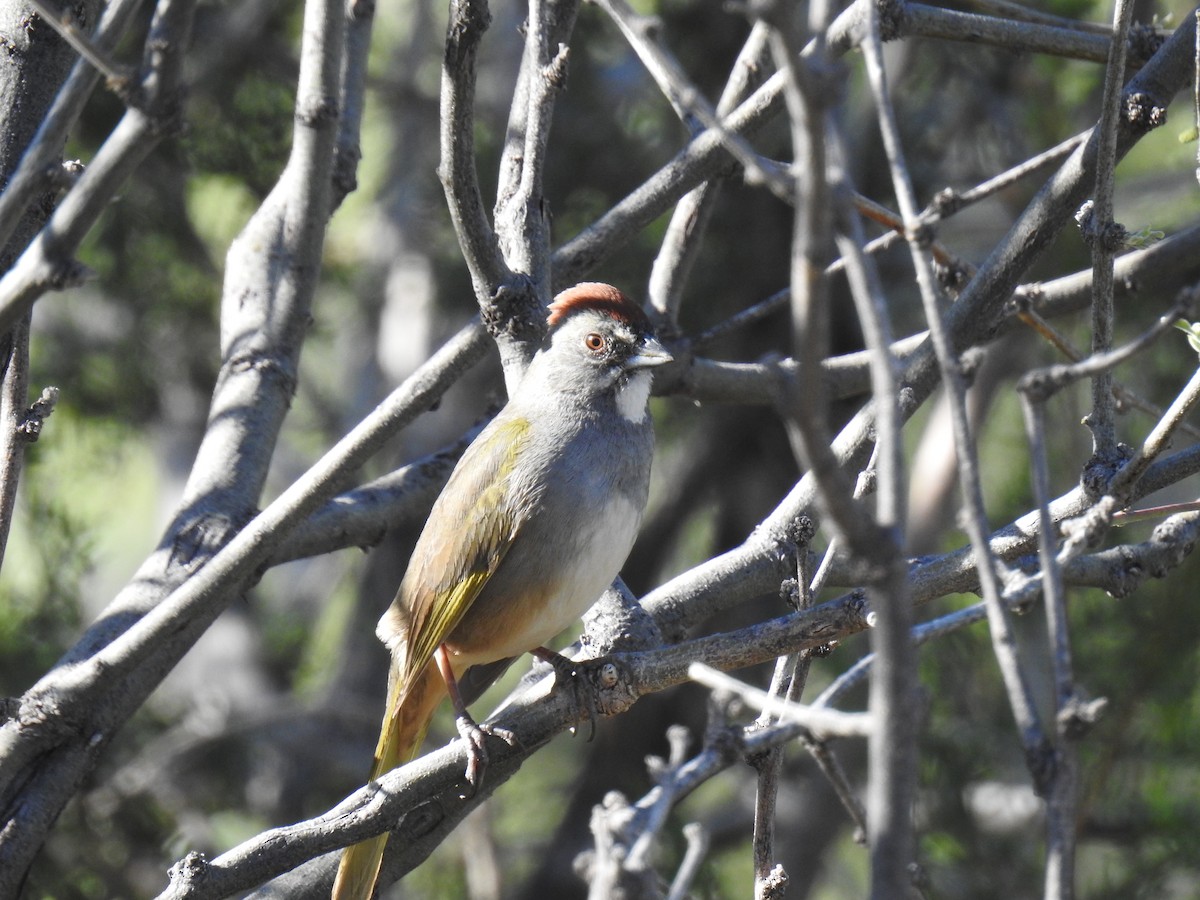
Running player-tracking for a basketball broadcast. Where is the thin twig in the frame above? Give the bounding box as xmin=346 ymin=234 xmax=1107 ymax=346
xmin=25 ymin=0 xmax=131 ymax=88
xmin=1011 ymin=304 xmax=1200 ymax=440
xmin=647 ymin=22 xmax=772 ymax=324
xmin=330 ymin=0 xmax=376 ymax=211
xmin=1194 ymin=9 xmax=1200 ymax=186
xmin=902 ymin=3 xmax=1137 ymax=65
xmin=1018 ymin=387 xmax=1079 ymax=900
xmin=1017 ymin=305 xmax=1184 ymax=404
xmin=870 ymin=0 xmax=1052 ymax=790
xmin=1084 ymin=0 xmax=1137 ymax=463
xmin=596 ymin=0 xmax=793 ymax=203
xmin=960 ymin=0 xmax=1114 ymax=36
xmin=0 ymin=0 xmax=144 ymax=256
xmin=764 ymin=27 xmax=920 ymax=888
xmin=0 ymin=315 xmax=32 ymax=573
xmin=0 ymin=0 xmax=195 ymax=338
xmin=665 ymin=823 xmax=710 ymax=900
xmin=690 ymin=664 xmax=872 ymax=739
xmin=751 ymin=519 xmax=814 ymax=899
xmin=769 ymin=0 xmax=887 ymax=563
xmin=925 ymin=130 xmax=1090 ymax=221
xmin=495 ymin=0 xmax=578 ymax=287
xmin=856 ymin=7 xmax=943 ymax=895
xmin=1112 ymin=498 xmax=1200 ymax=526
xmin=436 ymin=0 xmax=511 ymax=307
xmin=1110 ymin=363 xmax=1200 ymax=500
xmin=488 ymin=0 xmax=582 ymax=387
xmin=750 ymin=741 xmax=785 ymax=900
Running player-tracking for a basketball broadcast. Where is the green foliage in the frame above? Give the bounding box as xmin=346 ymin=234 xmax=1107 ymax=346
xmin=186 ymin=74 xmax=296 ymax=197
xmin=0 ymin=483 xmax=86 ymax=687
xmin=1174 ymin=319 xmax=1200 ymax=356
xmin=1 ymin=409 xmax=158 ymax=692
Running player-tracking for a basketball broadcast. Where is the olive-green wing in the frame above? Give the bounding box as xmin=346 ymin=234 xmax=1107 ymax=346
xmin=392 ymin=414 xmax=533 ymax=688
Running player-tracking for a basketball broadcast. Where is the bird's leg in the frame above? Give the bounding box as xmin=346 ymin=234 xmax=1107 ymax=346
xmin=531 ymin=647 xmax=600 ymax=741
xmin=434 ymin=646 xmax=517 ymax=791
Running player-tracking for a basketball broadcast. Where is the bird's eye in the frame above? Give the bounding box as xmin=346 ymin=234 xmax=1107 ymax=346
xmin=584 ymin=332 xmax=606 ymax=353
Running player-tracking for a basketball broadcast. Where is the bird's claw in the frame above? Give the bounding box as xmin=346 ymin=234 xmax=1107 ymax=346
xmin=455 ymin=715 xmax=519 ymax=794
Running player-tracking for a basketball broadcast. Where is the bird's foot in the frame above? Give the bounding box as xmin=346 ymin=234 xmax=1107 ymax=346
xmin=532 ymin=648 xmax=601 ymax=741
xmin=454 ymin=714 xmax=518 ymax=794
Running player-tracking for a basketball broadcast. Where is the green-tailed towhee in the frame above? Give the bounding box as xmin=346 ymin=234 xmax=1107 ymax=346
xmin=333 ymin=282 xmax=672 ymax=900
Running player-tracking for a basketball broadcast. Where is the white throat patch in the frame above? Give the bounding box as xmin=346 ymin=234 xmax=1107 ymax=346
xmin=616 ymin=370 xmax=652 ymax=423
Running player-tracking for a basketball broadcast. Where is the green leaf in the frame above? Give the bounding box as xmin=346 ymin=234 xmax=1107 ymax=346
xmin=1174 ymin=319 xmax=1200 ymax=355
xmin=1124 ymin=226 xmax=1166 ymax=249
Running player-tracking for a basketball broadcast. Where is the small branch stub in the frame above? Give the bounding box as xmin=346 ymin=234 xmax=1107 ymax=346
xmin=1074 ymin=199 xmax=1128 ymax=252
xmin=1123 ymin=91 xmax=1167 ymax=131
xmin=165 ymin=850 xmax=210 ymax=892
xmin=757 ymin=862 xmax=789 ymax=900
xmin=1057 ymin=693 xmax=1108 ymax=740
xmin=542 ymin=42 xmax=570 ymax=89
xmin=17 ymin=386 xmax=60 ymax=441
xmin=589 ymin=657 xmax=635 ymax=718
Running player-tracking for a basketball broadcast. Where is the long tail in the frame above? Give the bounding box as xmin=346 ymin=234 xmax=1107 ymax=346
xmin=332 ymin=662 xmax=446 ymax=900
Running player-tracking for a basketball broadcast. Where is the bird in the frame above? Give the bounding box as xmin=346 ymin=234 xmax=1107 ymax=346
xmin=332 ymin=282 xmax=672 ymax=900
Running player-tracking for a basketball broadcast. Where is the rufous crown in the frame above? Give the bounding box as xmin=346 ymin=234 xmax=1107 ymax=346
xmin=547 ymin=283 xmax=652 ymax=331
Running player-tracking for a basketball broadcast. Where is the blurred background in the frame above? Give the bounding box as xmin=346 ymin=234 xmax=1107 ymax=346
xmin=5 ymin=0 xmax=1200 ymax=896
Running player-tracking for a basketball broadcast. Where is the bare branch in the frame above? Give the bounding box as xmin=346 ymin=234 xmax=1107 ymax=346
xmin=689 ymin=663 xmax=872 ymax=739
xmin=925 ymin=130 xmax=1089 ymax=222
xmin=899 ymin=2 xmax=1153 ymax=65
xmin=331 ymin=0 xmax=377 ymax=210
xmin=0 ymin=316 xmax=32 ymax=571
xmin=647 ymin=22 xmax=772 ymax=324
xmin=1110 ymin=361 xmax=1200 ymax=500
xmin=1017 ymin=305 xmax=1184 ymax=404
xmin=268 ymin=435 xmax=475 ymax=565
xmin=437 ymin=0 xmax=510 ymax=303
xmin=1018 ymin=385 xmax=1079 ymax=900
xmin=0 ymin=0 xmax=144 ymax=256
xmin=0 ymin=0 xmax=192 ymax=338
xmin=666 ymin=822 xmax=710 ymax=900
xmin=24 ymin=0 xmax=131 ymax=88
xmin=1083 ymin=0 xmax=1137 ymax=465
xmin=0 ymin=0 xmax=370 ymax=877
xmin=494 ymin=0 xmax=577 ymax=285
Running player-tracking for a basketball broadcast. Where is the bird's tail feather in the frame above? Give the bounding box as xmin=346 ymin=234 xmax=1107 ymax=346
xmin=332 ymin=663 xmax=445 ymax=900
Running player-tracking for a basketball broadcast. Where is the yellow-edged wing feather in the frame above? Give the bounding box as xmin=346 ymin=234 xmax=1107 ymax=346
xmin=392 ymin=413 xmax=533 ymax=688
xmin=334 ymin=415 xmax=532 ymax=900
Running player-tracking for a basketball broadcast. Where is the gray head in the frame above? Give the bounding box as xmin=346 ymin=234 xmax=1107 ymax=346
xmin=527 ymin=283 xmax=672 ymax=422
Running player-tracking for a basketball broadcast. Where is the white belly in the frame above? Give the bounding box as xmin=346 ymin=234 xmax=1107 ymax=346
xmin=538 ymin=492 xmax=641 ymax=638
xmin=453 ymin=492 xmax=643 ymax=665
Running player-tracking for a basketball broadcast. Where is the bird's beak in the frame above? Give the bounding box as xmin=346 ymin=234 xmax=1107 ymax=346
xmin=627 ymin=336 xmax=673 ymax=369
